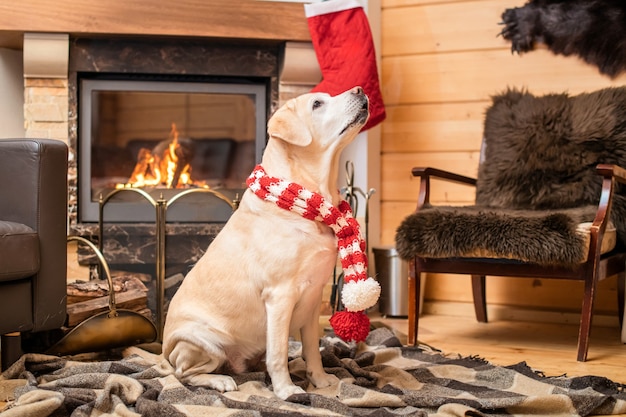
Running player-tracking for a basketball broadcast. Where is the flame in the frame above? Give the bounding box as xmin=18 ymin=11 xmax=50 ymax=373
xmin=116 ymin=123 xmax=205 ymax=189
xmin=163 ymin=126 xmax=180 ymax=188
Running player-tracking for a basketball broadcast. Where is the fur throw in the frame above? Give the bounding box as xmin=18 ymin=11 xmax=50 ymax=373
xmin=395 ymin=87 xmax=626 ymax=266
xmin=500 ymin=0 xmax=626 ymax=78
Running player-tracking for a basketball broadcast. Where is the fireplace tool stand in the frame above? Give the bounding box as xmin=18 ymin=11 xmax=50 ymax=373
xmin=96 ymin=187 xmax=239 ymax=342
xmin=330 ymin=161 xmax=376 ymax=314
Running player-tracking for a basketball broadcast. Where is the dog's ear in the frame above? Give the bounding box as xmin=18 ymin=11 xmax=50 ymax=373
xmin=267 ymin=103 xmax=313 ymax=147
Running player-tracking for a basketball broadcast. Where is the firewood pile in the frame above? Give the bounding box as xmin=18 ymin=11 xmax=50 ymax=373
xmin=66 ymin=272 xmax=152 ymax=328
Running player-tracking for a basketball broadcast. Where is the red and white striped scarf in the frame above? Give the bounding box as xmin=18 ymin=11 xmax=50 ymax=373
xmin=247 ymin=164 xmax=380 ymax=342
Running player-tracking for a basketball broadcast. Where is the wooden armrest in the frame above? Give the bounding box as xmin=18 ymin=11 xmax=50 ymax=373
xmin=411 ymin=167 xmax=476 ymax=209
xmin=587 ymin=164 xmax=626 ymax=262
xmin=411 ymin=167 xmax=477 ymax=186
xmin=596 ymin=163 xmax=626 ymax=184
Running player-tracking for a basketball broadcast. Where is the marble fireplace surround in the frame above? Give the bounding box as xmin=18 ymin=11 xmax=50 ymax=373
xmin=0 ymin=1 xmax=327 ymax=277
xmin=69 ymin=36 xmax=284 ymax=270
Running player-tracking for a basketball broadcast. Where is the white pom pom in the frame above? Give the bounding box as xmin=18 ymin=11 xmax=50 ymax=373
xmin=341 ymin=277 xmax=381 ymax=312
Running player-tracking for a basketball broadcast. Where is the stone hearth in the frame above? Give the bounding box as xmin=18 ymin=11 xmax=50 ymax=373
xmin=73 ymin=222 xmax=226 ymax=274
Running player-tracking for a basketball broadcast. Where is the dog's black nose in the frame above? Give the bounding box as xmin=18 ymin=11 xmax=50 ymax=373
xmin=352 ymin=86 xmax=364 ymax=95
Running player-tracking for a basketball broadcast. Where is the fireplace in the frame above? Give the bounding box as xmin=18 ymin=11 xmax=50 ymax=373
xmin=63 ymin=36 xmax=286 ymax=275
xmin=68 ymin=37 xmax=281 ymax=225
xmin=78 ymin=75 xmax=266 ymax=223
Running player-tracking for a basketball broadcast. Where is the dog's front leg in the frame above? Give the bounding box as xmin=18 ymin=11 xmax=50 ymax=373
xmin=265 ymin=298 xmax=306 ymax=400
xmin=300 ymin=306 xmax=339 ymax=389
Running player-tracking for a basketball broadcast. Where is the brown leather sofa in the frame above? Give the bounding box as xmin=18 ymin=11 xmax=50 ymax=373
xmin=0 ymin=138 xmax=68 ymax=370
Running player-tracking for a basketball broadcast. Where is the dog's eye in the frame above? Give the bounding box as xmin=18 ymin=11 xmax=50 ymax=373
xmin=312 ymin=100 xmax=322 ymax=110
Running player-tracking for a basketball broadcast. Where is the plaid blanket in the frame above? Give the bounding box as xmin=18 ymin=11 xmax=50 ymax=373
xmin=1 ymin=328 xmax=625 ymax=417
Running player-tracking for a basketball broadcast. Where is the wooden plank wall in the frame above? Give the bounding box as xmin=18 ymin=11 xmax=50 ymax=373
xmin=379 ymin=0 xmax=626 ymax=318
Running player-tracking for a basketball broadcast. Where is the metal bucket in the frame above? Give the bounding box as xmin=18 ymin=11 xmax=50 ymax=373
xmin=372 ymin=246 xmax=424 ymax=317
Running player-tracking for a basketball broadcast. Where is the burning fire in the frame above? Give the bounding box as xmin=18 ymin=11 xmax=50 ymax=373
xmin=117 ymin=124 xmax=204 ymax=189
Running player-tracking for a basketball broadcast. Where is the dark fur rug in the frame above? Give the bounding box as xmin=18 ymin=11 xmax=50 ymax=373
xmin=500 ymin=0 xmax=626 ymax=78
xmin=395 ymin=86 xmax=626 ymax=266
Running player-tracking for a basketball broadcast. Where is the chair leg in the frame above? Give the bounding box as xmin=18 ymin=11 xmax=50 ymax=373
xmin=1 ymin=332 xmax=23 ymax=371
xmin=618 ymin=271 xmax=625 ymax=331
xmin=577 ymin=270 xmax=600 ymax=362
xmin=620 ymin=272 xmax=626 ymax=344
xmin=407 ymin=258 xmax=421 ymax=346
xmin=471 ymin=275 xmax=487 ymax=323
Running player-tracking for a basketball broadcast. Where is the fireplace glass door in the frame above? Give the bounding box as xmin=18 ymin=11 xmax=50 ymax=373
xmin=78 ymin=78 xmax=266 ymax=223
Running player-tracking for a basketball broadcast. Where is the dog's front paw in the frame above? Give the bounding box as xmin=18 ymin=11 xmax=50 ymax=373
xmin=308 ymin=371 xmax=339 ymax=389
xmin=274 ymin=383 xmax=306 ymax=400
xmin=186 ymin=374 xmax=238 ymax=393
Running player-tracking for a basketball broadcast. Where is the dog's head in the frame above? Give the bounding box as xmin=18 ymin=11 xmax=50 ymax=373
xmin=267 ymin=87 xmax=369 ymax=152
xmin=261 ymin=87 xmax=369 ymax=198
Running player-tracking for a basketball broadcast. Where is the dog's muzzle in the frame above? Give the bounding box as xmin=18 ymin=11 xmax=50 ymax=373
xmin=340 ymin=88 xmax=369 ymax=135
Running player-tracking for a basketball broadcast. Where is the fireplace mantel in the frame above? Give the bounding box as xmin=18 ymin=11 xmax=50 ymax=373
xmin=0 ymin=0 xmax=311 ymax=49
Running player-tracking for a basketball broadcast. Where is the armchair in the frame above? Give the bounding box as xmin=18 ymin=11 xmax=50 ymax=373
xmin=395 ymin=87 xmax=626 ymax=362
xmin=0 ymin=139 xmax=68 ymax=370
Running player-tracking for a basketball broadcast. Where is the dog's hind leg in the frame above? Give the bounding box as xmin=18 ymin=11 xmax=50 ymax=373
xmin=168 ymin=340 xmax=238 ymax=392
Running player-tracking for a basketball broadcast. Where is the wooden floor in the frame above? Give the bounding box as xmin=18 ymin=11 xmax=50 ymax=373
xmin=371 ymin=313 xmax=626 ymax=384
xmin=369 ymin=313 xmax=626 ymax=417
xmin=369 ymin=312 xmax=626 ymax=384
xmin=320 ymin=310 xmax=626 ymax=415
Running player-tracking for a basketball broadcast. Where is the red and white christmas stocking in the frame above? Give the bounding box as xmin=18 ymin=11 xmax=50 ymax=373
xmin=305 ymin=0 xmax=386 ymax=131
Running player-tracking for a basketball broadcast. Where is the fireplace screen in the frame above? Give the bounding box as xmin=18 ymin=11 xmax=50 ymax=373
xmin=78 ymin=78 xmax=266 ymax=222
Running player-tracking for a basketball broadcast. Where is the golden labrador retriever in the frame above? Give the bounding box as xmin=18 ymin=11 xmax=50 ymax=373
xmin=162 ymin=86 xmax=369 ymax=400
